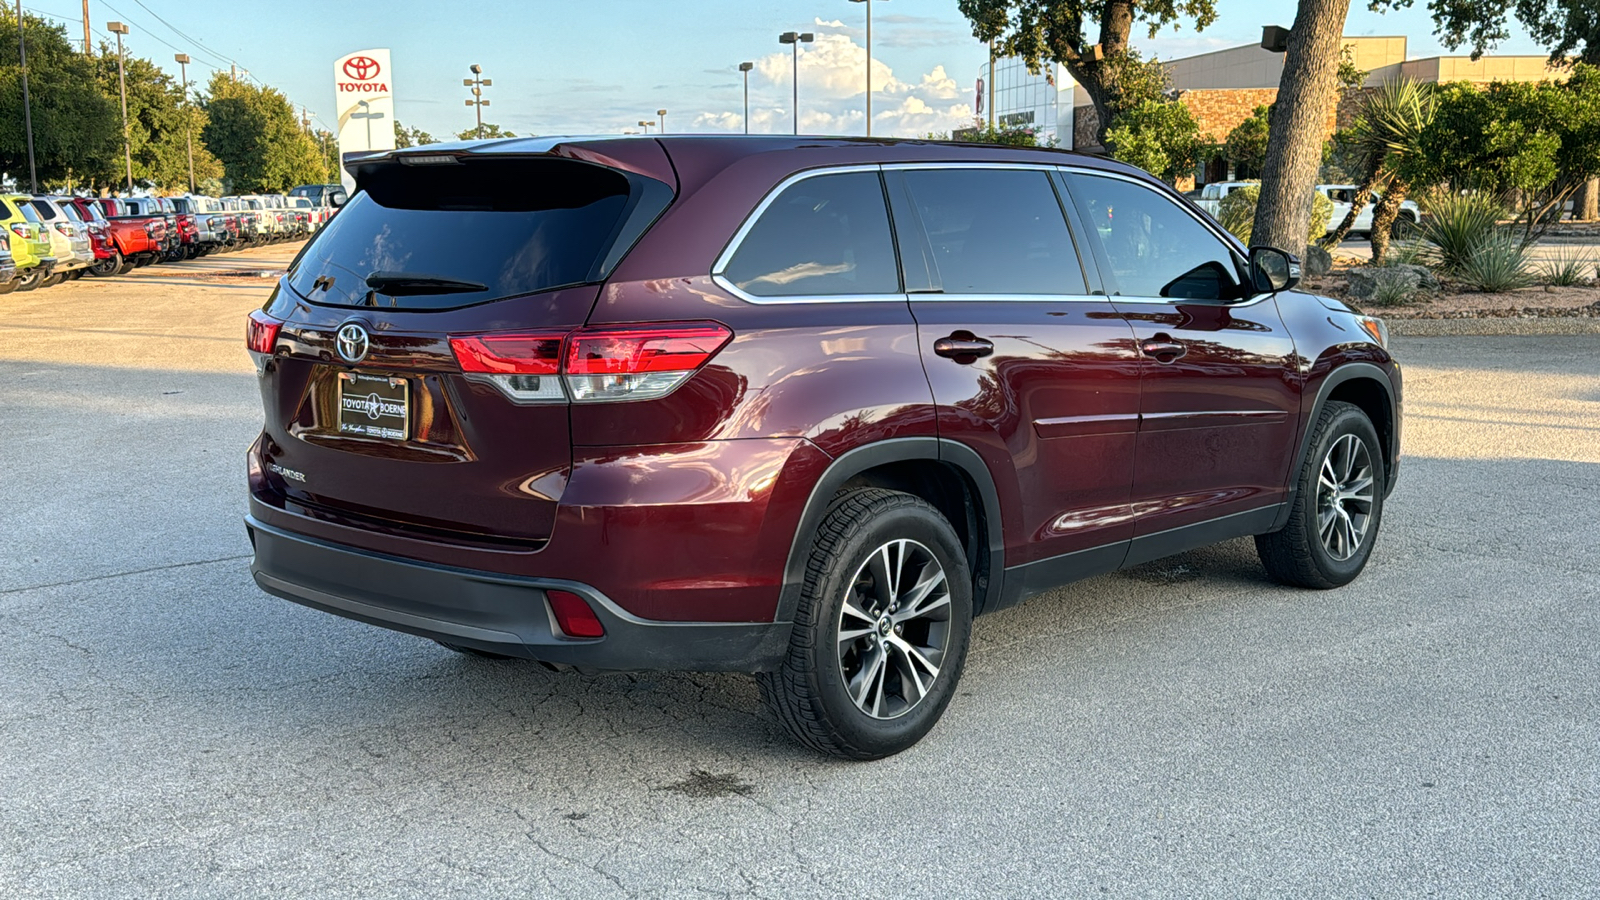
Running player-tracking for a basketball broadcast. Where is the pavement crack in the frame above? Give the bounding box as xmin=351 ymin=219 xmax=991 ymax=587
xmin=0 ymin=554 xmax=252 ymax=596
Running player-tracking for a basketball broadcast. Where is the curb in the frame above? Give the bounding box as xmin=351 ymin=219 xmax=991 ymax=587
xmin=1386 ymin=316 xmax=1600 ymax=337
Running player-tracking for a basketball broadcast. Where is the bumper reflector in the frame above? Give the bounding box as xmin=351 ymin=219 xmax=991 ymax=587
xmin=548 ymin=590 xmax=605 ymax=639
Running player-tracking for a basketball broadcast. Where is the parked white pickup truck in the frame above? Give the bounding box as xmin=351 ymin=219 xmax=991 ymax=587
xmin=1316 ymin=185 xmax=1420 ymax=238
xmin=1193 ymin=180 xmax=1256 ymax=218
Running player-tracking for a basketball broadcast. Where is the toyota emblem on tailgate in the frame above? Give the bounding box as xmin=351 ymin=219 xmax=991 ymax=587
xmin=337 ymin=323 xmax=370 ymax=363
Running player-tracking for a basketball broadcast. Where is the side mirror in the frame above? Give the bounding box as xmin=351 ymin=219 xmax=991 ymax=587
xmin=330 ymin=190 xmax=348 ymax=208
xmin=1249 ymin=246 xmax=1301 ymax=294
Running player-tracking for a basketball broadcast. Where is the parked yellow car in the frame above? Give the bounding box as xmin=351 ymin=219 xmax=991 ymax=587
xmin=0 ymin=194 xmax=55 ymax=291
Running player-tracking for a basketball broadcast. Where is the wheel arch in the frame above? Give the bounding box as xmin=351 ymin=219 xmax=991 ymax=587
xmin=774 ymin=438 xmax=1005 ymax=623
xmin=1273 ymin=362 xmax=1397 ymax=531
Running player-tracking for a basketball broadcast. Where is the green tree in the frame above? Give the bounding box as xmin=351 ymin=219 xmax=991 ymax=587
xmin=202 ymin=73 xmax=326 ymax=192
xmin=1224 ymin=105 xmax=1271 ymax=178
xmin=394 ymin=120 xmax=436 ymax=148
xmin=89 ymin=50 xmax=222 ymax=191
xmin=1319 ymin=79 xmax=1434 ymax=256
xmin=956 ymin=0 xmax=1218 ymax=149
xmin=0 ymin=11 xmax=119 ymax=187
xmin=1408 ymin=0 xmax=1600 ymax=65
xmin=1105 ymin=98 xmax=1209 ymax=183
xmin=456 ymin=122 xmax=516 ymax=139
xmin=1400 ymin=67 xmax=1600 ymax=240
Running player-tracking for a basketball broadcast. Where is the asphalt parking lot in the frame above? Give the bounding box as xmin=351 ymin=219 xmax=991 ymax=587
xmin=2 ymin=250 xmax=1596 ymax=898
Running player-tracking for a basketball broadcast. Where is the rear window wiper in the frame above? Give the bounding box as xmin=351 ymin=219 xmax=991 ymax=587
xmin=365 ymin=271 xmax=487 ymax=296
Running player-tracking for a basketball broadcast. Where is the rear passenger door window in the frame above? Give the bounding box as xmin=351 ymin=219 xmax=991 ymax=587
xmin=718 ymin=170 xmax=900 ymax=299
xmin=1063 ymin=172 xmax=1245 ymax=302
xmin=898 ymin=168 xmax=1086 ymax=295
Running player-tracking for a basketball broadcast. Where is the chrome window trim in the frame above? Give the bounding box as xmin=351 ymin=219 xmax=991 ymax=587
xmin=904 ymin=292 xmax=1112 ymax=304
xmin=711 ymin=164 xmax=901 ymax=306
xmin=1056 ymin=166 xmax=1267 ymax=307
xmin=883 ymin=161 xmax=1061 ymax=173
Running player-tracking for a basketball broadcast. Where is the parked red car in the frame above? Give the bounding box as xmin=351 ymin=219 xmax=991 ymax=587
xmin=61 ymin=197 xmax=122 ymax=276
xmin=246 ymin=137 xmax=1401 ymax=758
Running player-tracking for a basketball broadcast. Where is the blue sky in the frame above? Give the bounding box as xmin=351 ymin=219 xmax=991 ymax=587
xmin=25 ymin=0 xmax=1550 ymax=139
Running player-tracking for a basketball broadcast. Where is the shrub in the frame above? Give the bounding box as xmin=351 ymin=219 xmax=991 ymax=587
xmin=1382 ymin=238 xmax=1434 ymax=268
xmin=1538 ymin=246 xmax=1594 ymax=286
xmin=1419 ymin=192 xmax=1504 ymax=274
xmin=1217 ymin=184 xmax=1334 ymax=247
xmin=1456 ymin=229 xmax=1533 ymax=292
xmin=1368 ymin=270 xmax=1417 ymax=306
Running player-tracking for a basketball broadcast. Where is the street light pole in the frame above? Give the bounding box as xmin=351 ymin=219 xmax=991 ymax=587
xmin=352 ymin=99 xmax=385 ymax=148
xmin=175 ymin=53 xmax=194 ymax=192
xmin=778 ymin=32 xmax=814 ymax=135
xmin=848 ymin=0 xmax=883 ymax=136
xmin=16 ymin=0 xmax=38 ymax=192
xmin=637 ymin=120 xmax=652 ymax=134
xmin=108 ymin=21 xmax=132 ymax=191
xmin=464 ymin=64 xmax=492 ymax=138
xmin=738 ymin=61 xmax=753 ymax=134
xmin=657 ymin=109 xmax=666 ymax=133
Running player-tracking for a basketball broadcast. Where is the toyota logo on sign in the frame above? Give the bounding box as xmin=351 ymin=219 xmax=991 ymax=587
xmin=343 ymin=56 xmax=381 ymax=81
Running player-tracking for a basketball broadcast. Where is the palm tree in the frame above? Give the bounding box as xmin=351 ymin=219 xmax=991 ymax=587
xmin=1319 ymin=79 xmax=1435 ymax=260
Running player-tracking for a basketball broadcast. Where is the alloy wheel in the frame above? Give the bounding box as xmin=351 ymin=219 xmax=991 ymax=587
xmin=1317 ymin=433 xmax=1375 ymax=561
xmin=836 ymin=539 xmax=952 ymax=719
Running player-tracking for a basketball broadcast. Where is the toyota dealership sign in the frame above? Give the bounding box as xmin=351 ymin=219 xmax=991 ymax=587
xmin=333 ymin=48 xmax=396 ymax=192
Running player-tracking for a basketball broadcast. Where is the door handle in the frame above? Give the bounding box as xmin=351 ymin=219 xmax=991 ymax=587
xmin=1140 ymin=335 xmax=1187 ymax=363
xmin=933 ymin=335 xmax=994 ymax=361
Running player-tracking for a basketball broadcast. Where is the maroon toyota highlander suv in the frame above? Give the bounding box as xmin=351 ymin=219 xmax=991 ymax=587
xmin=246 ymin=136 xmax=1401 ymax=758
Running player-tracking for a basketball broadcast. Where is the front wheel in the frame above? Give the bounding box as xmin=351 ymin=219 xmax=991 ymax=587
xmin=1256 ymin=401 xmax=1386 ymax=588
xmin=759 ymin=489 xmax=973 ymax=759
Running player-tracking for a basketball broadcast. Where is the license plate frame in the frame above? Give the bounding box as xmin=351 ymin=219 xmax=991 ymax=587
xmin=337 ymin=372 xmax=409 ymax=441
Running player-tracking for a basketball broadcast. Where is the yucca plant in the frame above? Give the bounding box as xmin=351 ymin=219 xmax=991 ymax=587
xmin=1538 ymin=246 xmax=1594 ymax=286
xmin=1368 ymin=270 xmax=1418 ymax=306
xmin=1383 ymin=238 xmax=1434 ymax=268
xmin=1420 ymin=192 xmax=1507 ymax=274
xmin=1456 ymin=229 xmax=1533 ymax=292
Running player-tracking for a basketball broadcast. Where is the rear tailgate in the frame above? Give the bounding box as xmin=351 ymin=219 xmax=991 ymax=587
xmin=252 ymin=142 xmax=675 ymax=547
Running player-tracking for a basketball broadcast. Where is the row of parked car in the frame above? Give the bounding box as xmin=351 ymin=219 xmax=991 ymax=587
xmin=0 ymin=186 xmax=343 ymax=293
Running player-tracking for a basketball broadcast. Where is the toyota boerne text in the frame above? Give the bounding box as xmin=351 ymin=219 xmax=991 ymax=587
xmin=245 ymin=136 xmax=1401 ymax=759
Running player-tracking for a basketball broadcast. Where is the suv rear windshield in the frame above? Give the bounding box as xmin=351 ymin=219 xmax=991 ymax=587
xmin=288 ymin=157 xmax=672 ymax=310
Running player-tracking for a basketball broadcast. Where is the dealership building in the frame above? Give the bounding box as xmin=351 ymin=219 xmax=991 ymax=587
xmin=973 ymin=35 xmax=1566 ymax=187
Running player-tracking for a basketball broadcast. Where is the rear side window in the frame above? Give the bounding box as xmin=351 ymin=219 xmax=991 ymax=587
xmin=17 ymin=202 xmax=41 ymax=224
xmin=290 ymin=157 xmax=672 ymax=311
xmin=720 ymin=171 xmax=899 ymax=298
xmin=29 ymin=201 xmax=59 ymax=221
xmin=899 ymin=168 xmax=1085 ymax=295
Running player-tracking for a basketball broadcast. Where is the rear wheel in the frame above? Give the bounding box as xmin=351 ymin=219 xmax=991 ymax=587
xmin=88 ymin=252 xmax=122 ymax=276
xmin=759 ymin=489 xmax=972 ymax=760
xmin=0 ymin=277 xmax=18 ymax=294
xmin=1256 ymin=401 xmax=1385 ymax=588
xmin=15 ymin=270 xmax=40 ymax=291
xmin=40 ymin=272 xmax=63 ymax=288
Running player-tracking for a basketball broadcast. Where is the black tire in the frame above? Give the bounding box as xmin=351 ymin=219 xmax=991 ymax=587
xmin=1392 ymin=215 xmax=1417 ymax=239
xmin=1256 ymin=401 xmax=1386 ymax=589
xmin=0 ymin=277 xmax=18 ymax=294
xmin=759 ymin=489 xmax=973 ymax=760
xmin=434 ymin=640 xmax=517 ymax=660
xmin=15 ymin=270 xmax=39 ymax=291
xmin=40 ymin=272 xmax=63 ymax=288
xmin=88 ymin=252 xmax=122 ymax=277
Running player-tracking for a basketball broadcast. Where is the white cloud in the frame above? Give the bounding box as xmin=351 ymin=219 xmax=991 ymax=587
xmin=919 ymin=65 xmax=959 ymax=100
xmin=755 ymin=30 xmax=900 ymax=100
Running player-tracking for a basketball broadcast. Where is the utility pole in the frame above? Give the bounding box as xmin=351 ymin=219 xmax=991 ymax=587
xmin=987 ymin=40 xmax=996 ymax=132
xmin=464 ymin=64 xmax=491 ymax=138
xmin=16 ymin=0 xmax=38 ymax=192
xmin=109 ymin=21 xmax=132 ymax=190
xmin=175 ymin=54 xmax=194 ymax=192
xmin=738 ymin=61 xmax=753 ymax=134
xmin=81 ymin=0 xmax=90 ymax=54
xmin=778 ymin=32 xmax=814 ymax=135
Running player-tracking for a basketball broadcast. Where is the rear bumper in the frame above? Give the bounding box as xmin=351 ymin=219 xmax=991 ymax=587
xmin=246 ymin=515 xmax=790 ymax=672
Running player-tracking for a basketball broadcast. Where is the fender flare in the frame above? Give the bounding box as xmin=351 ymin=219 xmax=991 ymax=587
xmin=1272 ymin=361 xmax=1397 ymax=532
xmin=773 ymin=437 xmax=1006 ymax=623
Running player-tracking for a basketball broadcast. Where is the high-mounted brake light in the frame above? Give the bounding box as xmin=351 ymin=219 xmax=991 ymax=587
xmin=400 ymin=154 xmax=463 ymax=166
xmin=246 ymin=310 xmax=282 ymax=354
xmin=448 ymin=322 xmax=733 ymax=404
xmin=564 ymin=323 xmax=733 ymax=402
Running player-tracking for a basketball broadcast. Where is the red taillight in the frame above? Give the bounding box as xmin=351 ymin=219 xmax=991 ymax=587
xmin=449 ymin=332 xmax=564 ymax=375
xmin=449 ymin=321 xmax=732 ymax=404
xmin=10 ymin=224 xmax=27 ymax=239
xmin=547 ymin=590 xmax=604 ymax=639
xmin=246 ymin=310 xmax=282 ymax=354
